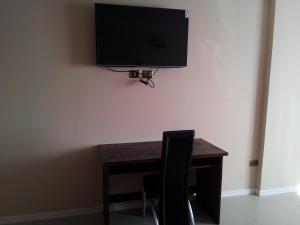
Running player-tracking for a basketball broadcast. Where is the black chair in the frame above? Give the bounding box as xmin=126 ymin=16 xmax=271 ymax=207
xmin=142 ymin=130 xmax=195 ymax=225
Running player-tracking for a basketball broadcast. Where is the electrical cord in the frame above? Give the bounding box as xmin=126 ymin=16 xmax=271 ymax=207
xmin=148 ymin=78 xmax=155 ymax=88
xmin=103 ymin=66 xmax=132 ymax=73
xmin=104 ymin=66 xmax=159 ymax=74
xmin=139 ymin=68 xmax=158 ymax=88
xmin=152 ymin=68 xmax=159 ymax=76
xmin=145 ymin=68 xmax=158 ymax=88
xmin=139 ymin=78 xmax=155 ymax=88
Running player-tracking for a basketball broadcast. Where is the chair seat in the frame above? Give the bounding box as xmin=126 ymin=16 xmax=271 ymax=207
xmin=143 ymin=173 xmax=160 ymax=198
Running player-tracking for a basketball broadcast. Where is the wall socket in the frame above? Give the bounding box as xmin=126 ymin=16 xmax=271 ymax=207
xmin=129 ymin=70 xmax=141 ymax=78
xmin=141 ymin=70 xmax=153 ymax=79
xmin=249 ymin=159 xmax=259 ymax=167
xmin=129 ymin=70 xmax=153 ymax=79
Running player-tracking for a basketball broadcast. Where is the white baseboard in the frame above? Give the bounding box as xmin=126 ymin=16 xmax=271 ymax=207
xmin=257 ymin=186 xmax=297 ymax=196
xmin=221 ymin=188 xmax=256 ymax=198
xmin=0 ymin=207 xmax=101 ymax=225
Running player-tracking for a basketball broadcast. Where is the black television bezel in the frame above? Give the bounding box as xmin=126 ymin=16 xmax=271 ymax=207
xmin=95 ymin=3 xmax=189 ymax=68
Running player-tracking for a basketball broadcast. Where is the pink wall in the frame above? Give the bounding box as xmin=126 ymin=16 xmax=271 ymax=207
xmin=0 ymin=0 xmax=267 ymax=216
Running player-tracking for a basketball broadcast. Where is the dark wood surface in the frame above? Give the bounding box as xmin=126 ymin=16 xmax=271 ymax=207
xmin=99 ymin=138 xmax=228 ymax=165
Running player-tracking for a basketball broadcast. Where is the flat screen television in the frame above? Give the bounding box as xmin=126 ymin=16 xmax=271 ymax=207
xmin=95 ymin=3 xmax=189 ymax=67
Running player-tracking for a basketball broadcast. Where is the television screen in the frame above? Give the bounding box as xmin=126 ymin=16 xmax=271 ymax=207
xmin=95 ymin=3 xmax=189 ymax=67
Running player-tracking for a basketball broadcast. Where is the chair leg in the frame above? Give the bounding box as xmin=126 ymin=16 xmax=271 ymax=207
xmin=142 ymin=186 xmax=146 ymax=217
xmin=188 ymin=200 xmax=195 ymax=225
xmin=151 ymin=199 xmax=159 ymax=225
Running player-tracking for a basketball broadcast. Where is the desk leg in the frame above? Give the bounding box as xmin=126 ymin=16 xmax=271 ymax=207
xmin=196 ymin=157 xmax=223 ymax=224
xmin=102 ymin=165 xmax=109 ymax=225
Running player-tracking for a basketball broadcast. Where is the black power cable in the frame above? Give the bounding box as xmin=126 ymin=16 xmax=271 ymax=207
xmin=139 ymin=68 xmax=159 ymax=88
xmin=139 ymin=78 xmax=155 ymax=88
xmin=148 ymin=78 xmax=155 ymax=88
xmin=103 ymin=66 xmax=131 ymax=73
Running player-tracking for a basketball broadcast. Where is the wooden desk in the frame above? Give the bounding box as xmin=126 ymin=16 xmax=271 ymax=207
xmin=98 ymin=138 xmax=228 ymax=225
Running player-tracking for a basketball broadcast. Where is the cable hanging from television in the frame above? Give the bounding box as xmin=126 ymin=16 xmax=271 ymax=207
xmin=103 ymin=66 xmax=131 ymax=73
xmin=139 ymin=77 xmax=155 ymax=88
xmin=138 ymin=68 xmax=159 ymax=88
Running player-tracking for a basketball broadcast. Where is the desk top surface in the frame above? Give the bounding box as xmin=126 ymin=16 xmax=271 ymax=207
xmin=98 ymin=138 xmax=228 ymax=165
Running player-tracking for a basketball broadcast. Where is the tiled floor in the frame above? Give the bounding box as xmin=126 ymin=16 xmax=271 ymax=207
xmin=6 ymin=193 xmax=300 ymax=225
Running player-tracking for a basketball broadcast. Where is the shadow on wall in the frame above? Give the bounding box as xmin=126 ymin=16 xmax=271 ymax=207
xmin=0 ymin=146 xmax=102 ymax=216
xmin=64 ymin=1 xmax=96 ymax=66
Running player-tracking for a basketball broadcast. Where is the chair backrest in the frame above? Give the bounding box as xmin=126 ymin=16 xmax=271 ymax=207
xmin=159 ymin=130 xmax=195 ymax=225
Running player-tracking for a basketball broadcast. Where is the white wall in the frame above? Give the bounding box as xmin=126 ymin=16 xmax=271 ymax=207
xmin=260 ymin=0 xmax=300 ymax=190
xmin=0 ymin=0 xmax=267 ymax=217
